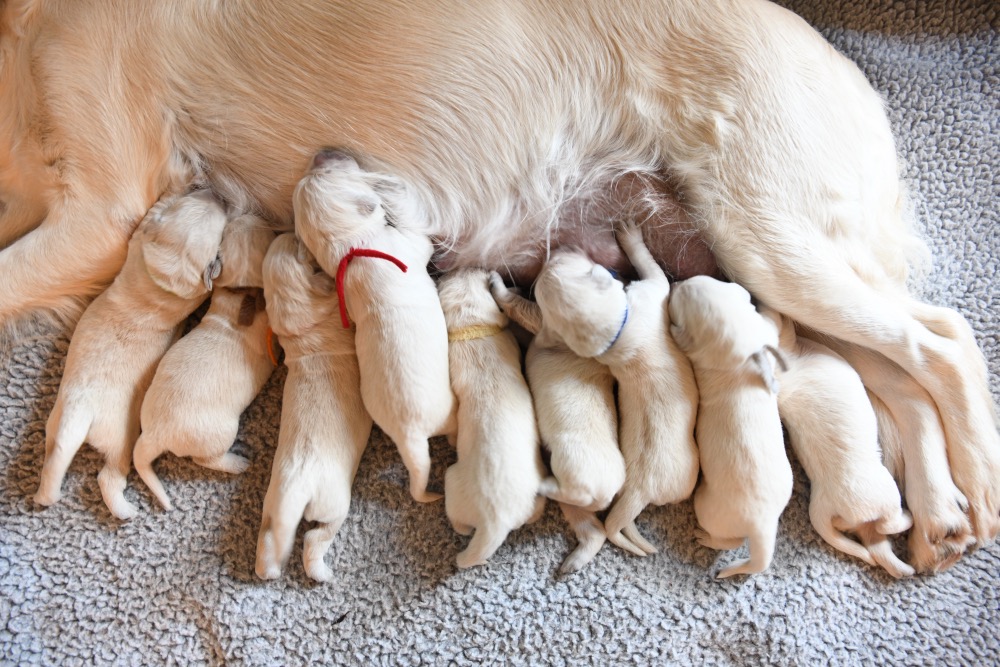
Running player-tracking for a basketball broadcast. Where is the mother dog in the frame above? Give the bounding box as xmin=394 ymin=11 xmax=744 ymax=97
xmin=0 ymin=0 xmax=997 ymax=571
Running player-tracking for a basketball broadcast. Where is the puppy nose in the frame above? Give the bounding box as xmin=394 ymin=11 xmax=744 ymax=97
xmin=312 ymin=148 xmax=357 ymax=169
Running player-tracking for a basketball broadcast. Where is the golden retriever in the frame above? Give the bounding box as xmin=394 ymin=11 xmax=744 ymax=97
xmin=1 ymin=0 xmax=997 ymax=569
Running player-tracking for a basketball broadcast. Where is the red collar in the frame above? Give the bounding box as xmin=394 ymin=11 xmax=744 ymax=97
xmin=336 ymin=247 xmax=408 ymax=328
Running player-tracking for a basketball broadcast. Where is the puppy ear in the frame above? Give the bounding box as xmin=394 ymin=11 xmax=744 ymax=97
xmin=214 ymin=215 xmax=276 ymax=289
xmin=203 ymin=255 xmax=223 ymax=291
xmin=311 ymin=270 xmax=336 ymax=297
xmin=749 ymin=348 xmax=781 ymax=395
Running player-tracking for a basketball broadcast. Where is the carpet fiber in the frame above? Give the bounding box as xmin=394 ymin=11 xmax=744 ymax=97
xmin=1 ymin=1 xmax=998 ymax=664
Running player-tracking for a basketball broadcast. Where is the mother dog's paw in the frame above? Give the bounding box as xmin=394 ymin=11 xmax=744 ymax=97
xmin=948 ymin=429 xmax=1000 ymax=546
xmin=908 ymin=488 xmax=975 ymax=573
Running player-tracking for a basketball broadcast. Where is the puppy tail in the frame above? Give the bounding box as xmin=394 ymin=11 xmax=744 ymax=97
xmin=456 ymin=523 xmax=511 ymax=569
xmin=813 ymin=520 xmax=876 ymax=568
xmin=557 ymin=503 xmax=606 ymax=574
xmin=132 ymin=435 xmax=172 ymax=511
xmin=717 ymin=523 xmax=778 ymax=578
xmin=856 ymin=523 xmax=915 ymax=579
xmin=603 ymin=488 xmax=655 ymax=556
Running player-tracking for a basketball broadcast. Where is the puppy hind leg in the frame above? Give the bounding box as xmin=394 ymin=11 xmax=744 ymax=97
xmin=716 ymin=523 xmax=778 ymax=579
xmin=856 ymin=523 xmax=915 ymax=579
xmin=811 ymin=517 xmax=877 ymax=568
xmin=255 ymin=488 xmax=309 ymax=580
xmin=303 ymin=515 xmax=347 ymax=583
xmin=34 ymin=402 xmax=91 ymax=508
xmin=456 ymin=523 xmax=511 ymax=569
xmin=557 ymin=503 xmax=607 ymax=574
xmin=603 ymin=488 xmax=656 ymax=556
xmin=97 ymin=439 xmax=138 ymax=521
xmin=396 ymin=436 xmax=442 ymax=503
xmin=192 ymin=451 xmax=251 ymax=475
xmin=132 ymin=435 xmax=173 ymax=510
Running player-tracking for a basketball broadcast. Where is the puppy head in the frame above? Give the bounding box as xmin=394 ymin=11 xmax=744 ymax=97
xmin=292 ymin=148 xmax=392 ymax=270
xmin=262 ymin=232 xmax=337 ymax=337
xmin=534 ymin=249 xmax=628 ymax=358
xmin=214 ymin=214 xmax=278 ymax=289
xmin=437 ymin=267 xmax=507 ymax=330
xmin=668 ymin=276 xmax=778 ymax=370
xmin=139 ymin=189 xmax=228 ymax=300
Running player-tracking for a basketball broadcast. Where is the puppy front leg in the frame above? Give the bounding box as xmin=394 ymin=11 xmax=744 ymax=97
xmin=488 ymin=271 xmax=542 ymax=334
xmin=615 ymin=221 xmax=668 ymax=283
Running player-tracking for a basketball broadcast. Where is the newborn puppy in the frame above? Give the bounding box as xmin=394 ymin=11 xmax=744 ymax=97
xmin=34 ymin=190 xmax=228 ymax=519
xmin=133 ymin=214 xmax=278 ymax=510
xmin=256 ymin=233 xmax=373 ymax=582
xmin=293 ymin=149 xmax=454 ymax=503
xmin=762 ymin=308 xmax=914 ymax=578
xmin=439 ymin=268 xmax=546 ymax=568
xmin=669 ymin=276 xmax=791 ymax=578
xmin=532 ymin=221 xmax=699 ymax=557
xmin=489 ymin=272 xmax=624 ymax=573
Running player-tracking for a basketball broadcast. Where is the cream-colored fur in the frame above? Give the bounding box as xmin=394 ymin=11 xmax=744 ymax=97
xmin=439 ymin=268 xmax=545 ymax=568
xmin=532 ymin=223 xmax=700 ymax=557
xmin=669 ymin=276 xmax=791 ymax=578
xmin=293 ymin=150 xmax=455 ymax=503
xmin=762 ymin=308 xmax=914 ymax=578
xmin=133 ymin=214 xmax=277 ymax=510
xmin=489 ymin=272 xmax=624 ymax=573
xmin=255 ymin=233 xmax=373 ymax=582
xmin=2 ymin=0 xmax=997 ymax=567
xmin=34 ymin=190 xmax=228 ymax=519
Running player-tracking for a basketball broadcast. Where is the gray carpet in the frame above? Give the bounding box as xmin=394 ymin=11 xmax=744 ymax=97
xmin=2 ymin=1 xmax=998 ymax=664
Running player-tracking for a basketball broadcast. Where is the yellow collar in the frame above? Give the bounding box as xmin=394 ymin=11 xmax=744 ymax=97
xmin=447 ymin=324 xmax=506 ymax=342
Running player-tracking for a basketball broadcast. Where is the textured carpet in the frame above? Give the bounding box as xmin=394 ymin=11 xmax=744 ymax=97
xmin=2 ymin=1 xmax=998 ymax=665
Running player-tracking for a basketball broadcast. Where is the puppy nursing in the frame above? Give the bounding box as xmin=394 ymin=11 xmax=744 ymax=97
xmin=133 ymin=214 xmax=278 ymax=510
xmin=489 ymin=272 xmax=625 ymax=573
xmin=669 ymin=276 xmax=791 ymax=578
xmin=256 ymin=234 xmax=373 ymax=582
xmin=532 ymin=222 xmax=699 ymax=556
xmin=34 ymin=191 xmax=228 ymax=519
xmin=293 ymin=150 xmax=455 ymax=503
xmin=439 ymin=268 xmax=545 ymax=568
xmin=764 ymin=309 xmax=914 ymax=578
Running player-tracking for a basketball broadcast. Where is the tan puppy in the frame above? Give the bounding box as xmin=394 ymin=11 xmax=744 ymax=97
xmin=34 ymin=191 xmax=228 ymax=519
xmin=669 ymin=276 xmax=790 ymax=578
xmin=439 ymin=268 xmax=545 ymax=568
xmin=3 ymin=0 xmax=998 ymax=568
xmin=293 ymin=149 xmax=455 ymax=503
xmin=489 ymin=272 xmax=624 ymax=573
xmin=133 ymin=214 xmax=278 ymax=510
xmin=531 ymin=222 xmax=700 ymax=557
xmin=762 ymin=309 xmax=913 ymax=578
xmin=256 ymin=233 xmax=373 ymax=582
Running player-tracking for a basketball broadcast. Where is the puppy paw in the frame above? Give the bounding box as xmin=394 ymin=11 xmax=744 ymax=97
xmin=305 ymin=560 xmax=333 ymax=583
xmin=33 ymin=488 xmax=61 ymax=508
xmin=110 ymin=499 xmax=139 ymax=521
xmin=255 ymin=561 xmax=282 ymax=580
xmin=908 ymin=487 xmax=975 ymax=573
xmin=949 ymin=430 xmax=1000 ymax=546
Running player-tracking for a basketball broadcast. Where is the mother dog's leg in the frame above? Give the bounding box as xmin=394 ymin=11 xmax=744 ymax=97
xmin=737 ymin=245 xmax=1000 ymax=560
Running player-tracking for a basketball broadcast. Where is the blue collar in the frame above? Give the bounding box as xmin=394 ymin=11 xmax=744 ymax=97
xmin=597 ymin=300 xmax=629 ymax=356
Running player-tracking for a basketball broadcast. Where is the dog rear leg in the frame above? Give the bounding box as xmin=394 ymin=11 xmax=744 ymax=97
xmin=716 ymin=523 xmax=778 ymax=578
xmin=34 ymin=401 xmax=90 ymax=508
xmin=855 ymin=523 xmax=915 ymax=579
xmin=456 ymin=523 xmax=510 ymax=568
xmin=97 ymin=438 xmax=138 ymax=521
xmin=603 ymin=487 xmax=656 ymax=556
xmin=811 ymin=516 xmax=877 ymax=568
xmin=303 ymin=515 xmax=348 ymax=583
xmin=396 ymin=436 xmax=442 ymax=503
xmin=557 ymin=503 xmax=606 ymax=574
xmin=132 ymin=434 xmax=173 ymax=510
xmin=255 ymin=487 xmax=309 ymax=580
xmin=192 ymin=451 xmax=251 ymax=475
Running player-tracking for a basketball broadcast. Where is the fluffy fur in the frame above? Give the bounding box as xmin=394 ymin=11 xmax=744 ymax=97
xmin=133 ymin=214 xmax=277 ymax=510
xmin=762 ymin=308 xmax=913 ymax=578
xmin=669 ymin=276 xmax=791 ymax=578
xmin=2 ymin=0 xmax=997 ymax=568
xmin=34 ymin=190 xmax=228 ymax=519
xmin=489 ymin=272 xmax=624 ymax=573
xmin=292 ymin=150 xmax=455 ymax=503
xmin=256 ymin=233 xmax=373 ymax=582
xmin=438 ymin=268 xmax=546 ymax=568
xmin=532 ymin=223 xmax=700 ymax=557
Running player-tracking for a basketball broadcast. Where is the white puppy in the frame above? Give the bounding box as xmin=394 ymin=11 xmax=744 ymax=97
xmin=532 ymin=222 xmax=700 ymax=557
xmin=438 ymin=268 xmax=545 ymax=568
xmin=255 ymin=233 xmax=373 ymax=582
xmin=133 ymin=214 xmax=278 ymax=510
xmin=34 ymin=190 xmax=228 ymax=519
xmin=293 ymin=149 xmax=455 ymax=503
xmin=761 ymin=309 xmax=914 ymax=578
xmin=489 ymin=272 xmax=624 ymax=573
xmin=669 ymin=276 xmax=791 ymax=578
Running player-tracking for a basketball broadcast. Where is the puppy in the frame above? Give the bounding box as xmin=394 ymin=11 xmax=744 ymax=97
xmin=34 ymin=190 xmax=227 ymax=519
xmin=293 ymin=149 xmax=455 ymax=503
xmin=531 ymin=222 xmax=700 ymax=557
xmin=133 ymin=214 xmax=278 ymax=510
xmin=489 ymin=272 xmax=624 ymax=573
xmin=761 ymin=308 xmax=913 ymax=578
xmin=438 ymin=268 xmax=545 ymax=568
xmin=256 ymin=233 xmax=373 ymax=582
xmin=668 ymin=276 xmax=791 ymax=578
